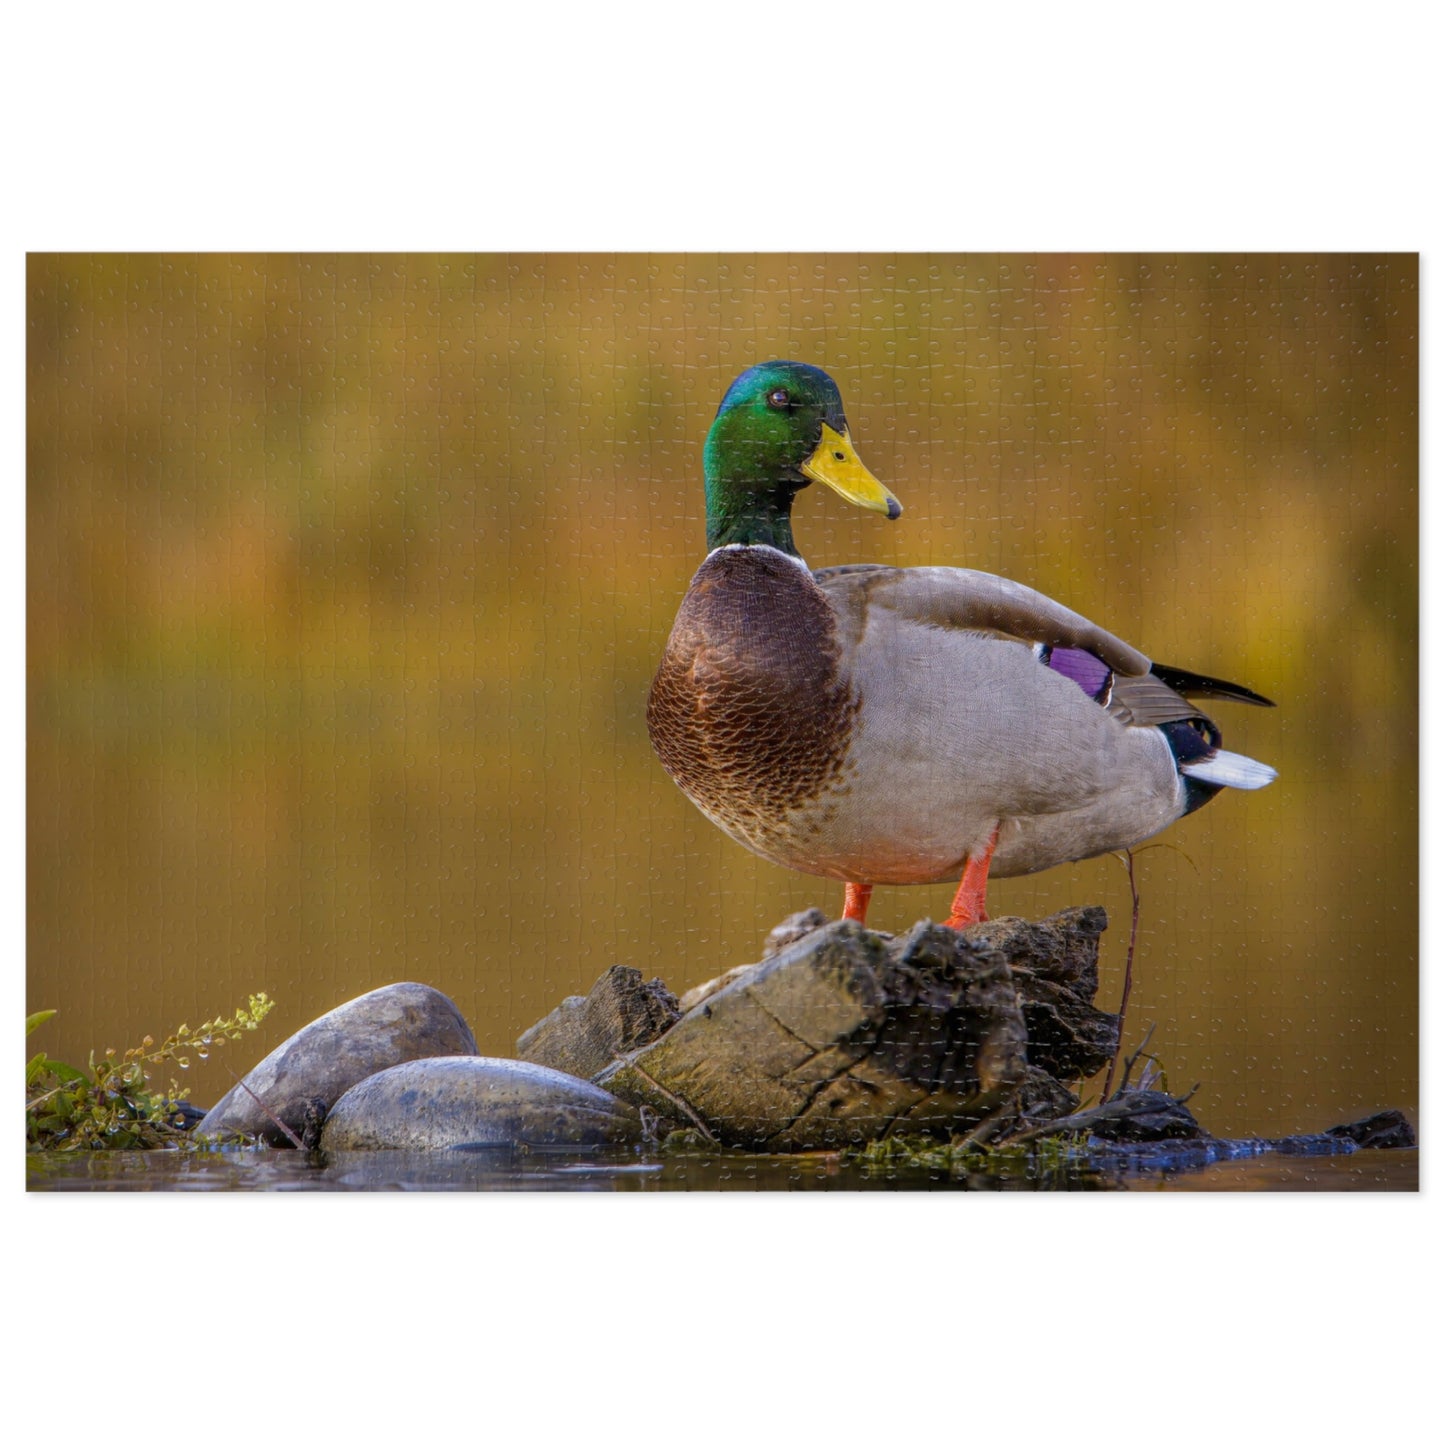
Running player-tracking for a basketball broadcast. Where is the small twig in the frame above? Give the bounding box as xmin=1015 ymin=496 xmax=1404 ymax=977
xmin=1008 ymin=1083 xmax=1197 ymax=1146
xmin=1127 ymin=840 xmax=1201 ymax=877
xmin=1006 ymin=1096 xmax=1141 ymax=1146
xmin=1113 ymin=1023 xmax=1158 ymax=1098
xmin=1100 ymin=847 xmax=1142 ymax=1101
xmin=953 ymin=1111 xmax=1014 ymax=1150
xmin=217 ymin=1062 xmax=308 ymax=1151
xmin=630 ymin=1062 xmax=717 ymax=1143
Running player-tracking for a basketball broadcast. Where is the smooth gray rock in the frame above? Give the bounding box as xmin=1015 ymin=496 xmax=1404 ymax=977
xmin=197 ymin=982 xmax=477 ymax=1146
xmin=320 ymin=1056 xmax=643 ymax=1151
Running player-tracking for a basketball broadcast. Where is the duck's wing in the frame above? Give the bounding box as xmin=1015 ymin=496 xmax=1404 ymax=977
xmin=813 ymin=564 xmax=1275 ymax=730
xmin=1110 ymin=667 xmax=1275 ymax=729
xmin=813 ymin=564 xmax=1276 ymax=795
xmin=813 ymin=564 xmax=1152 ymax=676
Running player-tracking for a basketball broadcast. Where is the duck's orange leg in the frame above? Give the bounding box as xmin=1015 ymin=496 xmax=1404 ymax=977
xmin=945 ymin=826 xmax=1000 ymax=930
xmin=842 ymin=882 xmax=873 ymax=925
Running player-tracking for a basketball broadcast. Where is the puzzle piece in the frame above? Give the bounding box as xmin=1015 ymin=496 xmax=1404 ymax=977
xmin=26 ymin=254 xmax=1418 ymax=1190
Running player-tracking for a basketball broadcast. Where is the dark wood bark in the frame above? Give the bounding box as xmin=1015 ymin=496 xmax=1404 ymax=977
xmin=516 ymin=965 xmax=680 ymax=1081
xmin=502 ymin=908 xmax=1128 ymax=1151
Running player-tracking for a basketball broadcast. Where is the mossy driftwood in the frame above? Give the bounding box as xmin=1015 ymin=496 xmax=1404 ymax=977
xmin=520 ymin=907 xmax=1119 ymax=1150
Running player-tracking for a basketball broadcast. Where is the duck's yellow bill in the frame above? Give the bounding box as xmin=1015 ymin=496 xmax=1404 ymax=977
xmin=801 ymin=423 xmax=903 ymax=519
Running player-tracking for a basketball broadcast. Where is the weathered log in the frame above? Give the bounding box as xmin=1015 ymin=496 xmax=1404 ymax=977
xmin=594 ymin=918 xmax=1033 ymax=1150
xmin=968 ymin=909 xmax=1120 ymax=1079
xmin=762 ymin=908 xmax=831 ymax=957
xmin=516 ymin=965 xmax=680 ymax=1080
xmin=672 ymin=907 xmax=1119 ymax=1084
xmin=678 ymin=909 xmax=830 ymax=1013
xmin=511 ymin=904 xmax=1415 ymax=1164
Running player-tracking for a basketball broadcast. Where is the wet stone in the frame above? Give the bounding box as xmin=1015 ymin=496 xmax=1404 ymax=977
xmin=196 ymin=982 xmax=477 ymax=1147
xmin=1325 ymin=1109 xmax=1417 ymax=1150
xmin=319 ymin=1056 xmax=644 ymax=1151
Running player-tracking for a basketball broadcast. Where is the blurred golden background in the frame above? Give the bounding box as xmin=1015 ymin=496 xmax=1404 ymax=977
xmin=27 ymin=253 xmax=1416 ymax=1140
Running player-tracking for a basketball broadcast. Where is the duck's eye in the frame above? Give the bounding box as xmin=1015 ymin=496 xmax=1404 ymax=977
xmin=766 ymin=388 xmax=790 ymax=410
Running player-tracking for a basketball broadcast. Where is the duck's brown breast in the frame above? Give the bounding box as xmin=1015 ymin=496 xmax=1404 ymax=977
xmin=646 ymin=547 xmax=858 ymax=842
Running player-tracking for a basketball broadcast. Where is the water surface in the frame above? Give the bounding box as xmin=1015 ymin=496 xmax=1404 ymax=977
xmin=26 ymin=1145 xmax=1418 ymax=1193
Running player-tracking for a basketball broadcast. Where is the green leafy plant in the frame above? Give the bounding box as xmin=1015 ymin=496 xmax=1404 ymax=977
xmin=26 ymin=995 xmax=274 ymax=1152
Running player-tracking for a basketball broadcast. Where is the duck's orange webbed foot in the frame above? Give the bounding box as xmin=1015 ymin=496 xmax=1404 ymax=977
xmin=945 ymin=826 xmax=1000 ymax=930
xmin=842 ymin=882 xmax=873 ymax=926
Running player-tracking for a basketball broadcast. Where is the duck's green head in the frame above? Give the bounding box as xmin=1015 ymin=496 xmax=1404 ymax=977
xmin=702 ymin=361 xmax=902 ymax=554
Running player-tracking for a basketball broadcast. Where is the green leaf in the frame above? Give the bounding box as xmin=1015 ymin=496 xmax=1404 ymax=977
xmin=28 ymin=1053 xmax=88 ymax=1088
xmin=27 ymin=991 xmax=276 ymax=1153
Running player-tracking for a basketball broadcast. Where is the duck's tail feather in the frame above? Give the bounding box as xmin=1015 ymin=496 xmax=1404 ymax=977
xmin=1151 ymin=663 xmax=1275 ymax=708
xmin=1181 ymin=750 xmax=1278 ymax=790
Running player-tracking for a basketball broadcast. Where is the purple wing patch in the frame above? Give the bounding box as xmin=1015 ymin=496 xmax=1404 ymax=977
xmin=1043 ymin=646 xmax=1114 ymax=703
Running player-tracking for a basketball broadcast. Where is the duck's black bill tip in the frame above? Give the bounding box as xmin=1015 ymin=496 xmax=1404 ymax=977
xmin=885 ymin=499 xmax=903 ymax=521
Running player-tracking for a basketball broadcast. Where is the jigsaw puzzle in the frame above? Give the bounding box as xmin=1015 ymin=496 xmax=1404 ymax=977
xmin=26 ymin=254 xmax=1418 ymax=1190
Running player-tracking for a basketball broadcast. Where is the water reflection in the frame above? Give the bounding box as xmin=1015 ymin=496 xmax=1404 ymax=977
xmin=25 ymin=1144 xmax=1417 ymax=1193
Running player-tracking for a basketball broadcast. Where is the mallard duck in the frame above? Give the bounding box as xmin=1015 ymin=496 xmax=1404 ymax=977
xmin=647 ymin=361 xmax=1276 ymax=929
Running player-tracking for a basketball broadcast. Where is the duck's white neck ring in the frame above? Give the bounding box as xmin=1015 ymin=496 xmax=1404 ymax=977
xmin=707 ymin=542 xmax=811 ymax=572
